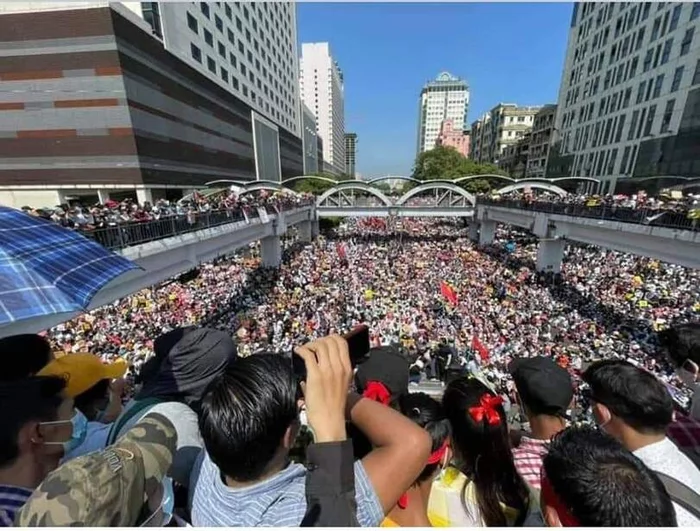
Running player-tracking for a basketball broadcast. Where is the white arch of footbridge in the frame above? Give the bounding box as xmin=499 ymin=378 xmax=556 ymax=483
xmin=496 ymin=181 xmax=568 ymax=197
xmin=316 ymin=181 xmax=394 ymax=207
xmin=396 ymin=182 xmax=476 ymax=206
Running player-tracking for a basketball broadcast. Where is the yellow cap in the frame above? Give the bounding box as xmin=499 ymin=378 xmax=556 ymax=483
xmin=38 ymin=354 xmax=128 ymax=398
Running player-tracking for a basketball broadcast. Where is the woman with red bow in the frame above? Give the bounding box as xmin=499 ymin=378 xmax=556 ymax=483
xmin=381 ymin=393 xmax=450 ymax=527
xmin=431 ymin=378 xmax=543 ymax=526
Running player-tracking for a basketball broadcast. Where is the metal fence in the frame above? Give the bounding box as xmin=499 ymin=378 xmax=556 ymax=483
xmin=81 ymin=203 xmax=313 ymax=251
xmin=478 ymin=198 xmax=699 ymax=232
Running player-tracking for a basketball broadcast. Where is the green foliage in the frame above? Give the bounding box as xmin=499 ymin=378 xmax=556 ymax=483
xmin=408 ymin=146 xmax=509 ymax=194
xmin=289 ymin=174 xmax=337 ymax=195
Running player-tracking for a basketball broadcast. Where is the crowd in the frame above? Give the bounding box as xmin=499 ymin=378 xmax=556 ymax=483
xmin=21 ymin=189 xmax=315 ymax=232
xmin=1 ymin=210 xmax=700 ymax=527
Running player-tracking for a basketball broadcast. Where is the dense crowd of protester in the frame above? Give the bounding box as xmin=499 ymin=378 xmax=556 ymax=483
xmin=1 ymin=208 xmax=700 ymax=527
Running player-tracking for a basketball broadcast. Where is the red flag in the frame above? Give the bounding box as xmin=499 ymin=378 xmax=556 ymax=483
xmin=336 ymin=243 xmax=347 ymax=262
xmin=440 ymin=281 xmax=458 ymax=306
xmin=472 ymin=335 xmax=490 ymax=362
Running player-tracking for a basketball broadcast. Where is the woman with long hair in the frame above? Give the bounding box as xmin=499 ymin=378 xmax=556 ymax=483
xmin=381 ymin=392 xmax=450 ymax=527
xmin=432 ymin=377 xmax=540 ymax=526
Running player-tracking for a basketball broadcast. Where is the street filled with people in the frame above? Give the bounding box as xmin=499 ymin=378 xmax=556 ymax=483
xmin=2 ymin=196 xmax=700 ymax=527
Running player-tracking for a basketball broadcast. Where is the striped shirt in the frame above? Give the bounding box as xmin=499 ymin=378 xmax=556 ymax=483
xmin=512 ymin=436 xmax=550 ymax=490
xmin=189 ymin=450 xmax=384 ymax=527
xmin=0 ymin=485 xmax=33 ymax=527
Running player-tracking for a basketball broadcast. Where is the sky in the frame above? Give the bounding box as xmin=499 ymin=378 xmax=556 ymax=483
xmin=297 ymin=2 xmax=574 ymax=177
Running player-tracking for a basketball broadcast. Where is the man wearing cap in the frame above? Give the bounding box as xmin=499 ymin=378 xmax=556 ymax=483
xmin=509 ymin=356 xmax=574 ymax=490
xmin=16 ymin=413 xmax=177 ymax=527
xmin=38 ymin=354 xmax=128 ymax=462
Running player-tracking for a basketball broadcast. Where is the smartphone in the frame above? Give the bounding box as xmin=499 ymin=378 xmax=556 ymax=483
xmin=292 ymin=325 xmax=371 ymax=382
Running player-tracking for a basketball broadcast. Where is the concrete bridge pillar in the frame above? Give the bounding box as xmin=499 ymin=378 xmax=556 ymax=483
xmin=261 ymin=235 xmax=282 ymax=268
xmin=311 ymin=219 xmax=320 ymax=238
xmin=478 ymin=220 xmax=497 ymax=245
xmin=298 ymin=220 xmax=312 ymax=242
xmin=468 ymin=222 xmax=479 ymax=243
xmin=536 ymin=239 xmax=565 ymax=273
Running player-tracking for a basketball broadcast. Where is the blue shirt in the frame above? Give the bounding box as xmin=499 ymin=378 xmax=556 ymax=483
xmin=189 ymin=450 xmax=384 ymax=527
xmin=0 ymin=485 xmax=33 ymax=527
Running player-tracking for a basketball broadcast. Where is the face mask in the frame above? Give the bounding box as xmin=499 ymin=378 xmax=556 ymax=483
xmin=141 ymin=477 xmax=174 ymax=527
xmin=94 ymin=408 xmax=108 ymax=423
xmin=40 ymin=410 xmax=88 ymax=454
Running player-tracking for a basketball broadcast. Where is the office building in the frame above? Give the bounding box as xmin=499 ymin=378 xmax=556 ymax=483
xmin=469 ymin=103 xmax=542 ymax=164
xmin=345 ymin=133 xmax=357 ymax=178
xmin=301 ymin=102 xmax=319 ymax=174
xmin=500 ymin=131 xmax=531 ymax=178
xmin=300 ymin=42 xmax=346 ymax=175
xmin=435 ymin=119 xmax=470 ymax=157
xmin=526 ymin=104 xmax=557 ymax=179
xmin=548 ymin=2 xmax=700 ymax=193
xmin=416 ymin=72 xmax=470 ymax=155
xmin=0 ymin=5 xmax=304 ymax=208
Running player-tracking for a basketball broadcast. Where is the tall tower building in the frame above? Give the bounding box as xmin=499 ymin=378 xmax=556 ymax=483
xmin=300 ymin=42 xmax=346 ymax=175
xmin=344 ymin=133 xmax=357 ymax=178
xmin=416 ymin=72 xmax=470 ymax=156
xmin=549 ymin=2 xmax=700 ymax=193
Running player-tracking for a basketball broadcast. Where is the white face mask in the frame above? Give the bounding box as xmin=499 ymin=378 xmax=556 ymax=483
xmin=677 ymin=368 xmax=699 ymax=388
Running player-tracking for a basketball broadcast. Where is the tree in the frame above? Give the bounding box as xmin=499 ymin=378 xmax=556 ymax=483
xmin=288 ymin=173 xmax=338 ymax=195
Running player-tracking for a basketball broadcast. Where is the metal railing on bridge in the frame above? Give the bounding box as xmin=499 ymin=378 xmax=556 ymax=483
xmin=81 ymin=202 xmax=313 ymax=251
xmin=478 ymin=197 xmax=699 ymax=232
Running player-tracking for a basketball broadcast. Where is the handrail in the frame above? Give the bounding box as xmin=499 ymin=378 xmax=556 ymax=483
xmin=80 ymin=202 xmax=314 ymax=251
xmin=477 ymin=198 xmax=699 ymax=232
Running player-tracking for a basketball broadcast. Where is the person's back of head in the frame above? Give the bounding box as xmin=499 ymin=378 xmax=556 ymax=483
xmin=0 ymin=334 xmax=52 ymax=381
xmin=542 ymin=426 xmax=677 ymax=527
xmin=0 ymin=376 xmax=69 ymax=487
xmin=442 ymin=376 xmax=528 ymax=526
xmin=582 ymin=360 xmax=673 ymax=437
xmin=198 ymin=353 xmax=298 ymax=483
xmin=658 ymin=322 xmax=700 ymax=369
xmin=397 ymin=393 xmax=450 ymax=484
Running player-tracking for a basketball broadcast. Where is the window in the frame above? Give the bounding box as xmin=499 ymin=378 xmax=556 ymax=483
xmin=190 ymin=43 xmax=202 ymax=63
xmin=242 ymin=85 xmax=248 ymax=97
xmin=635 ymin=28 xmax=645 ymax=51
xmin=629 ymin=56 xmax=638 ymax=78
xmin=693 ymin=59 xmax=700 ymax=85
xmin=669 ymin=4 xmax=682 ymax=31
xmin=215 ymin=15 xmax=223 ymax=32
xmin=660 ymin=99 xmax=675 ymax=133
xmin=681 ymin=28 xmax=695 ymax=56
xmin=236 ymin=16 xmax=242 ymax=31
xmin=614 ymin=114 xmax=626 ymax=143
xmin=207 ymin=56 xmax=216 ymax=73
xmin=225 ymin=3 xmax=232 ymax=20
xmin=243 ymin=5 xmax=249 ymax=20
xmin=671 ymin=66 xmax=684 ymax=92
xmin=238 ymin=40 xmax=244 ymax=53
xmin=692 ymin=2 xmax=700 ymax=21
xmin=204 ymin=29 xmax=213 ymax=47
xmin=643 ymin=48 xmax=653 ymax=72
xmin=247 ymin=50 xmax=253 ymax=63
xmin=628 ymin=110 xmax=639 ymax=140
xmin=229 ymin=52 xmax=237 ymax=67
xmin=652 ymin=74 xmax=664 ymax=98
xmin=651 ymin=17 xmax=661 ymax=41
xmin=218 ymin=42 xmax=225 ymax=58
xmin=620 ymin=146 xmax=631 ymax=174
xmin=200 ymin=2 xmax=210 ymax=19
xmin=661 ymin=39 xmax=673 ymax=65
xmin=232 ymin=76 xmax=239 ymax=90
xmin=636 ymin=81 xmax=646 ymax=104
xmin=187 ymin=12 xmax=198 ymax=33
xmin=220 ymin=66 xmax=228 ymax=83
xmin=227 ymin=29 xmax=235 ymax=45
xmin=643 ymin=104 xmax=656 ymax=136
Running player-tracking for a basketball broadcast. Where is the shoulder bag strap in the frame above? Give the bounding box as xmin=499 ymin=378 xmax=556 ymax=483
xmin=106 ymin=397 xmax=163 ymax=446
xmin=655 ymin=471 xmax=700 ymax=520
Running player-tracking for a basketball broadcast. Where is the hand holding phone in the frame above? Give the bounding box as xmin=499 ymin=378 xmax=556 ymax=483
xmin=292 ymin=325 xmax=370 ymax=382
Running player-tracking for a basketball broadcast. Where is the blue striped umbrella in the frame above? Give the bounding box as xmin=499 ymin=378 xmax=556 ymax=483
xmin=0 ymin=206 xmax=139 ymax=333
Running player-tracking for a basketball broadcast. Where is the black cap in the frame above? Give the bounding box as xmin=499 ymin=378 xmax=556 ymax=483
xmin=355 ymin=346 xmax=409 ymax=401
xmin=509 ymin=356 xmax=573 ymax=417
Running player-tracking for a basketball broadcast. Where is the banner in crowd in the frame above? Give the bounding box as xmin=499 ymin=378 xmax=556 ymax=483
xmin=471 ymin=335 xmax=489 ymax=362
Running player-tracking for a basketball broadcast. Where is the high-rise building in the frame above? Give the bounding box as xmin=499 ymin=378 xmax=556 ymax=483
xmin=435 ymin=120 xmax=470 ymax=158
xmin=0 ymin=3 xmax=305 ymax=208
xmin=526 ymin=104 xmax=557 ymax=179
xmin=469 ymin=104 xmax=542 ymax=164
xmin=416 ymin=72 xmax=470 ymax=156
xmin=299 ymin=42 xmax=346 ymax=175
xmin=548 ymin=2 xmax=700 ymax=193
xmin=301 ymin=102 xmax=319 ymax=175
xmin=345 ymin=133 xmax=357 ymax=178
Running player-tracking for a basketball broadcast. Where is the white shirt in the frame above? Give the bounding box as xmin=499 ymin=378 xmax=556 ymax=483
xmin=634 ymin=437 xmax=700 ymax=527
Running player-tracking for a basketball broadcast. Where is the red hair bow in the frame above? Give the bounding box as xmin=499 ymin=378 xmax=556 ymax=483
xmin=363 ymin=381 xmax=391 ymax=405
xmin=468 ymin=394 xmax=503 ymax=426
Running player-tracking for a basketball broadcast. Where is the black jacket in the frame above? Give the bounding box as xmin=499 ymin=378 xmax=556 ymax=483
xmin=301 ymin=440 xmax=359 ymax=527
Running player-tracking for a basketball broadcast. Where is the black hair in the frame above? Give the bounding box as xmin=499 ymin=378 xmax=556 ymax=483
xmin=658 ymin=322 xmax=700 ymax=368
xmin=198 ymin=353 xmax=298 ymax=482
xmin=397 ymin=393 xmax=450 ymax=483
xmin=442 ymin=377 xmax=528 ymax=526
xmin=582 ymin=360 xmax=673 ymax=434
xmin=0 ymin=335 xmax=52 ymax=381
xmin=543 ymin=426 xmax=677 ymax=527
xmin=74 ymin=379 xmax=110 ymax=419
xmin=0 ymin=376 xmax=66 ymax=468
